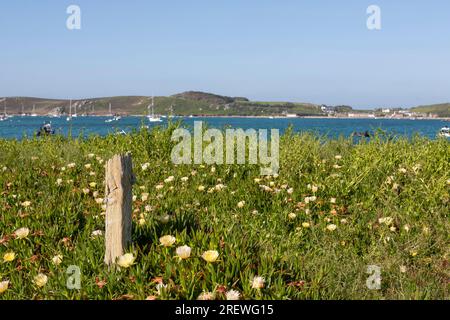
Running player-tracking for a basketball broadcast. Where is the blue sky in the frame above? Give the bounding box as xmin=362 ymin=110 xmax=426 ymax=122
xmin=0 ymin=0 xmax=449 ymax=108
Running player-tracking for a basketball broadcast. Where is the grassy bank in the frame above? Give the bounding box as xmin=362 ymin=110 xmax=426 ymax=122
xmin=0 ymin=126 xmax=448 ymax=300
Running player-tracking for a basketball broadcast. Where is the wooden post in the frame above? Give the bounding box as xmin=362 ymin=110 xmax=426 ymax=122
xmin=104 ymin=153 xmax=135 ymax=266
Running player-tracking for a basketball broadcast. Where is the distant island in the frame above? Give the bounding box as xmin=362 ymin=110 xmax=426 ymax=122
xmin=1 ymin=91 xmax=449 ymax=119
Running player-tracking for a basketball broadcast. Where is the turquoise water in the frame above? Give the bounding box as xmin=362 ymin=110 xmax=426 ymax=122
xmin=0 ymin=116 xmax=448 ymax=140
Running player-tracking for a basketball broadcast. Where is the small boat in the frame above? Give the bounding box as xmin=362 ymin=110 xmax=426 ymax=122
xmin=105 ymin=103 xmax=122 ymax=122
xmin=147 ymin=96 xmax=162 ymax=122
xmin=37 ymin=122 xmax=55 ymax=136
xmin=67 ymin=100 xmax=73 ymax=121
xmin=31 ymin=104 xmax=38 ymax=117
xmin=438 ymin=126 xmax=450 ymax=138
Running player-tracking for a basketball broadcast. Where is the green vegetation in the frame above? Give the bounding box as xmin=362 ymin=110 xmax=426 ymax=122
xmin=411 ymin=104 xmax=450 ymax=117
xmin=0 ymin=126 xmax=449 ymax=300
xmin=1 ymin=93 xmax=325 ymax=117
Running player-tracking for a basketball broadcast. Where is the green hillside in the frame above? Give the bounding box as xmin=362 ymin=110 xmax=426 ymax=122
xmin=0 ymin=92 xmax=324 ymax=116
xmin=411 ymin=103 xmax=450 ymax=117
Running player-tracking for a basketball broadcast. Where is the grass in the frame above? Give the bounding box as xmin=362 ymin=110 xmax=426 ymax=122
xmin=0 ymin=124 xmax=449 ymax=300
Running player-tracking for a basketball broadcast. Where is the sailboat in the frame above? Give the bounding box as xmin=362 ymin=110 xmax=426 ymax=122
xmin=147 ymin=96 xmax=162 ymax=122
xmin=105 ymin=103 xmax=122 ymax=123
xmin=31 ymin=104 xmax=38 ymax=117
xmin=0 ymin=99 xmax=7 ymax=121
xmin=72 ymin=101 xmax=78 ymax=118
xmin=66 ymin=100 xmax=72 ymax=121
xmin=21 ymin=103 xmax=26 ymax=117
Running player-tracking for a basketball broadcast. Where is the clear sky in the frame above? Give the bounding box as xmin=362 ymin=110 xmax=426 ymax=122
xmin=1 ymin=0 xmax=449 ymax=108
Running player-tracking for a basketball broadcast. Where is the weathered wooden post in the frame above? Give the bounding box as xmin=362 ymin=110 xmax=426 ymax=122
xmin=104 ymin=153 xmax=135 ymax=266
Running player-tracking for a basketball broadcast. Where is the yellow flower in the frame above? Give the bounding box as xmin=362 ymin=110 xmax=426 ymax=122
xmin=34 ymin=273 xmax=48 ymax=287
xmin=14 ymin=227 xmax=30 ymax=239
xmin=288 ymin=213 xmax=296 ymax=220
xmin=410 ymin=250 xmax=418 ymax=257
xmin=197 ymin=185 xmax=205 ymax=192
xmin=84 ymin=164 xmax=92 ymax=169
xmin=0 ymin=280 xmax=9 ymax=294
xmin=52 ymin=255 xmax=63 ymax=266
xmin=202 ymin=250 xmax=219 ymax=263
xmin=176 ymin=245 xmax=192 ymax=260
xmin=141 ymin=193 xmax=149 ymax=201
xmin=89 ymin=182 xmax=97 ymax=188
xmin=159 ymin=235 xmax=176 ymax=247
xmin=21 ymin=201 xmax=31 ymax=208
xmin=326 ymin=224 xmax=337 ymax=231
xmin=251 ymin=276 xmax=265 ymax=289
xmin=138 ymin=218 xmax=146 ymax=226
xmin=335 ymin=155 xmax=342 ymax=160
xmin=3 ymin=252 xmax=15 ymax=262
xmin=117 ymin=253 xmax=135 ymax=268
xmin=302 ymin=222 xmax=310 ymax=228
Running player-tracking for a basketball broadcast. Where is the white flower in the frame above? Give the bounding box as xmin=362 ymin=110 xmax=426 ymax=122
xmin=176 ymin=245 xmax=192 ymax=260
xmin=237 ymin=201 xmax=245 ymax=208
xmin=116 ymin=253 xmax=135 ymax=268
xmin=330 ymin=198 xmax=336 ymax=204
xmin=82 ymin=188 xmax=90 ymax=195
xmin=91 ymin=230 xmax=103 ymax=238
xmin=288 ymin=213 xmax=296 ymax=220
xmin=181 ymin=177 xmax=189 ymax=182
xmin=287 ymin=188 xmax=294 ymax=194
xmin=251 ymin=276 xmax=265 ymax=289
xmin=335 ymin=155 xmax=342 ymax=160
xmin=88 ymin=153 xmax=95 ymax=158
xmin=141 ymin=163 xmax=150 ymax=171
xmin=84 ymin=164 xmax=92 ymax=169
xmin=403 ymin=224 xmax=410 ymax=232
xmin=398 ymin=168 xmax=407 ymax=174
xmin=159 ymin=235 xmax=176 ymax=247
xmin=14 ymin=227 xmax=30 ymax=239
xmin=52 ymin=255 xmax=63 ymax=265
xmin=399 ymin=265 xmax=407 ymax=273
xmin=141 ymin=193 xmax=149 ymax=201
xmin=378 ymin=217 xmax=393 ymax=226
xmin=67 ymin=163 xmax=76 ymax=168
xmin=311 ymin=185 xmax=318 ymax=193
xmin=155 ymin=184 xmax=164 ymax=190
xmin=56 ymin=178 xmax=63 ymax=186
xmin=226 ymin=289 xmax=241 ymax=300
xmin=326 ymin=224 xmax=337 ymax=231
xmin=198 ymin=291 xmax=215 ymax=300
xmin=164 ymin=176 xmax=175 ymax=183
xmin=197 ymin=185 xmax=205 ymax=192
xmin=34 ymin=273 xmax=48 ymax=287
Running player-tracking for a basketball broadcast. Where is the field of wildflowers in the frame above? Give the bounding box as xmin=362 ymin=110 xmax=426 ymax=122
xmin=0 ymin=125 xmax=448 ymax=300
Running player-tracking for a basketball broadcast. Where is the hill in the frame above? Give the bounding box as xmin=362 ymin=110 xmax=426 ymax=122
xmin=411 ymin=103 xmax=450 ymax=117
xmin=0 ymin=93 xmax=324 ymax=116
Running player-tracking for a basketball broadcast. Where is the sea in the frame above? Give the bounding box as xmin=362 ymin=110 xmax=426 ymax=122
xmin=0 ymin=116 xmax=448 ymax=140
